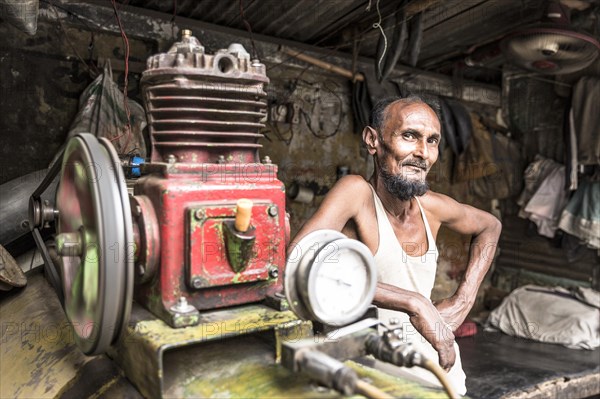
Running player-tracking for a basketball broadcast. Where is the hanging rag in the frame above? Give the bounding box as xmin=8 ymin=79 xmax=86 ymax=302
xmin=558 ymin=180 xmax=600 ymax=249
xmin=453 ymin=112 xmax=491 ymax=183
xmin=351 ymin=79 xmax=372 ymax=133
xmin=517 ymin=155 xmax=561 ymax=215
xmin=470 ymin=132 xmax=524 ymax=199
xmin=571 ymin=76 xmax=600 ymax=166
xmin=522 ymin=164 xmax=568 ymax=238
xmin=439 ymin=98 xmax=459 ymax=156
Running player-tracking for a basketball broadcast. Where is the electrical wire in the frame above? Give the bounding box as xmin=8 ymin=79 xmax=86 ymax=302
xmin=264 ymin=0 xmax=412 ymax=81
xmin=372 ymin=0 xmax=388 ymax=77
xmin=420 ymin=358 xmax=460 ymax=399
xmin=301 ymin=108 xmax=340 ymax=139
xmin=299 ymin=80 xmax=343 ymax=140
xmin=265 ymin=0 xmax=384 ymax=73
xmin=355 ymin=379 xmax=394 ymax=399
xmin=109 ymin=0 xmax=132 ymax=149
xmin=239 ymin=0 xmax=258 ymax=60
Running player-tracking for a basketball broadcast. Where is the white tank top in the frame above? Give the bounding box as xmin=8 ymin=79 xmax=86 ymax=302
xmin=371 ymin=185 xmax=439 ymax=299
xmin=369 ymin=185 xmax=467 ymax=396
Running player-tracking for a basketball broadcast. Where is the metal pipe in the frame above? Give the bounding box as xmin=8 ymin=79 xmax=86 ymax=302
xmin=0 ymin=169 xmax=58 ymax=246
xmin=280 ymin=46 xmax=364 ymax=82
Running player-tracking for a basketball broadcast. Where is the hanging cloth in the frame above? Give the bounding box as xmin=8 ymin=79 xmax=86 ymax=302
xmin=558 ymin=180 xmax=600 ymax=249
xmin=571 ymin=76 xmax=600 ymax=166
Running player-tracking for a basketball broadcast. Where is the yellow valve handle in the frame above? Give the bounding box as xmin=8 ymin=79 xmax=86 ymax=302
xmin=235 ymin=199 xmax=253 ymax=232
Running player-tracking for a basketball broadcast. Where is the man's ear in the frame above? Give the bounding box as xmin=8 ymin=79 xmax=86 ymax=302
xmin=362 ymin=126 xmax=378 ymax=155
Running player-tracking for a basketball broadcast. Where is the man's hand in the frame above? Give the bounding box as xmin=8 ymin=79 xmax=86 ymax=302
xmin=374 ymin=283 xmax=457 ymax=371
xmin=409 ymin=294 xmax=456 ymax=371
xmin=434 ymin=294 xmax=472 ymax=332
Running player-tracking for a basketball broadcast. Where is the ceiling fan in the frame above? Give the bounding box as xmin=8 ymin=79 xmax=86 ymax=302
xmin=501 ymin=0 xmax=600 ymax=74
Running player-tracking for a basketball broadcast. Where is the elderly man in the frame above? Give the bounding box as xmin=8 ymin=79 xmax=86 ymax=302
xmin=290 ymin=96 xmax=502 ymax=394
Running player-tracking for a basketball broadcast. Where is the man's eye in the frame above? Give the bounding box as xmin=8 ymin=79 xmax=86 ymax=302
xmin=403 ymin=132 xmax=416 ymax=140
xmin=428 ymin=137 xmax=439 ymax=144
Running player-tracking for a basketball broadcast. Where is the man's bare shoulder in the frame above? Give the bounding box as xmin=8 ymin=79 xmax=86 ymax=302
xmin=418 ymin=190 xmax=462 ymax=222
xmin=334 ymin=174 xmax=371 ymax=193
xmin=325 ymin=174 xmax=373 ymax=215
xmin=337 ymin=175 xmax=369 ymax=188
xmin=419 ymin=190 xmax=456 ymax=207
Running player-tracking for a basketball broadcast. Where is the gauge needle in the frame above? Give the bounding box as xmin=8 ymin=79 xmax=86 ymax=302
xmin=322 ymin=275 xmax=352 ymax=287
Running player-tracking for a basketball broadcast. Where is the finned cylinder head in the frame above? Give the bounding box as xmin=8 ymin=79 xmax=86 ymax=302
xmin=141 ymin=33 xmax=268 ymax=164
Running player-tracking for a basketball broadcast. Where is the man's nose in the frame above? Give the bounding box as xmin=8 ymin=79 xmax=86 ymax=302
xmin=414 ymin=139 xmax=429 ymax=160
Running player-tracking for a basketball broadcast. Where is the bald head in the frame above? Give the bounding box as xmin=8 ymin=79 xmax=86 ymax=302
xmin=371 ymin=96 xmax=441 ymax=140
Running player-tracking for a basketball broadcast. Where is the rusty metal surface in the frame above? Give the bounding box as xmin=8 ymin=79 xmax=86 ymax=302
xmin=141 ymin=33 xmax=269 ymax=164
xmin=110 ymin=302 xmax=445 ymax=398
xmin=188 ymin=202 xmax=279 ymax=288
xmin=130 ymin=195 xmax=160 ymax=285
xmin=109 ymin=301 xmax=303 ymax=398
xmin=133 ymin=162 xmax=287 ymax=327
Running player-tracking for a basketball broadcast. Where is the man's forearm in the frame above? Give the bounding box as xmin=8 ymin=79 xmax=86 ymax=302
xmin=374 ymin=282 xmax=457 ymax=370
xmin=455 ymin=218 xmax=502 ymax=304
xmin=373 ymin=282 xmax=423 ymax=314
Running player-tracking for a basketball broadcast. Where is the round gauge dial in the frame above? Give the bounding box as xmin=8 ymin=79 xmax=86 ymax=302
xmin=285 ymin=230 xmax=376 ymax=327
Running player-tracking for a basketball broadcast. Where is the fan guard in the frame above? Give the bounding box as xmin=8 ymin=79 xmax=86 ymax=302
xmin=502 ymin=27 xmax=600 ymax=74
xmin=502 ymin=0 xmax=600 ymax=75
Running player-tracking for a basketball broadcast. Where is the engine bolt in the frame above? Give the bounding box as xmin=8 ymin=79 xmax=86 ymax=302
xmin=268 ymin=266 xmax=279 ymax=279
xmin=268 ymin=205 xmax=278 ymax=217
xmin=192 ymin=278 xmax=202 ymax=289
xmin=194 ymin=209 xmax=205 ymax=221
xmin=170 ymin=296 xmax=195 ymax=313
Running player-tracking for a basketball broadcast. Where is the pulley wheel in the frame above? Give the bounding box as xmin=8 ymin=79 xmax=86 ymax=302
xmin=55 ymin=133 xmax=133 ymax=355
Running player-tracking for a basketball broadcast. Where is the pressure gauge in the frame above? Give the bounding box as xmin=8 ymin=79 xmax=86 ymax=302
xmin=285 ymin=230 xmax=377 ymax=327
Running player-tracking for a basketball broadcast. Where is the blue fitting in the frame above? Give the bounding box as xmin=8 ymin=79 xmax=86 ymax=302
xmin=130 ymin=156 xmax=145 ymax=178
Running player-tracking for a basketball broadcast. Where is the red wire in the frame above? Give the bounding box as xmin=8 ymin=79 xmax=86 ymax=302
xmin=109 ymin=0 xmax=132 ymax=151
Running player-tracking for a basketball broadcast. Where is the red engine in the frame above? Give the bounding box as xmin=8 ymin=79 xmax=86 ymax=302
xmin=132 ymin=30 xmax=288 ymax=328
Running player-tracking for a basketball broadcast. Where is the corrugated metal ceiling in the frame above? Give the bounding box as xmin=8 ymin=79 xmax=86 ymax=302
xmin=123 ymin=0 xmax=598 ymax=83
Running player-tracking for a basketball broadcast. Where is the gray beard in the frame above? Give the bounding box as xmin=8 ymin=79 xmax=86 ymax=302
xmin=379 ymin=167 xmax=429 ymax=201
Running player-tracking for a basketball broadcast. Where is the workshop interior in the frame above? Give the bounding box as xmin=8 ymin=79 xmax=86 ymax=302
xmin=0 ymin=0 xmax=599 ymax=398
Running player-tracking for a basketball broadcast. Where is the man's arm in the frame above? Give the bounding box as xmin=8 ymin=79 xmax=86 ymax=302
xmin=288 ymin=175 xmax=369 ymax=250
xmin=427 ymin=193 xmax=502 ymax=329
xmin=375 ymin=282 xmax=456 ymax=371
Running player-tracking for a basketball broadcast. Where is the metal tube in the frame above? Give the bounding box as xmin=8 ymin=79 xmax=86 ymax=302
xmin=281 ymin=46 xmax=365 ymax=82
